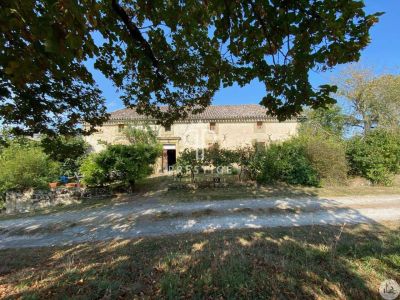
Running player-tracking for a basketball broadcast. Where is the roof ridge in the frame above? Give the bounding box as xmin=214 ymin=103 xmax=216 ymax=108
xmin=111 ymin=103 xmax=261 ymax=111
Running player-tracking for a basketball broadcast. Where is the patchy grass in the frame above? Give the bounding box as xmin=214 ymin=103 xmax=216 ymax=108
xmin=147 ymin=207 xmax=302 ymax=222
xmin=0 ymin=222 xmax=399 ymax=299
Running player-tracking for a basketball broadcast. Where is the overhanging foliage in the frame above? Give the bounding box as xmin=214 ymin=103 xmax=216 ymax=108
xmin=0 ymin=0 xmax=382 ymax=134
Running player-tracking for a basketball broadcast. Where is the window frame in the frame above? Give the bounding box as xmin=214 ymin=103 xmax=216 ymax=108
xmin=209 ymin=122 xmax=216 ymax=132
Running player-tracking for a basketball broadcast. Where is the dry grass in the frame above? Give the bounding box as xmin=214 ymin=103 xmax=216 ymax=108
xmin=0 ymin=222 xmax=399 ymax=299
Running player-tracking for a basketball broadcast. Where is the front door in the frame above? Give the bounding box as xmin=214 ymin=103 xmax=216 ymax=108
xmin=162 ymin=144 xmax=176 ymax=172
xmin=167 ymin=149 xmax=176 ymax=170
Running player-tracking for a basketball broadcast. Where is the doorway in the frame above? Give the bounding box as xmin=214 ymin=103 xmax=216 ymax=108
xmin=167 ymin=149 xmax=176 ymax=170
xmin=162 ymin=144 xmax=177 ymax=172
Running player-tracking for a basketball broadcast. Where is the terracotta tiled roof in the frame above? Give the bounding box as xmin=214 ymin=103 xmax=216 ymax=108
xmin=109 ymin=104 xmax=273 ymax=121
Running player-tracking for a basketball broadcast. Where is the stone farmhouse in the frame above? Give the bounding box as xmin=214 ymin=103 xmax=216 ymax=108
xmin=84 ymin=104 xmax=300 ymax=173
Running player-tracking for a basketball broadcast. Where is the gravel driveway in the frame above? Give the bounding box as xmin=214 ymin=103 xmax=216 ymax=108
xmin=0 ymin=195 xmax=399 ymax=249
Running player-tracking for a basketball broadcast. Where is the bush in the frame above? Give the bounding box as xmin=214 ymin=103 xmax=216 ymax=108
xmin=231 ymin=146 xmax=258 ymax=181
xmin=175 ymin=149 xmax=203 ymax=182
xmin=205 ymin=143 xmax=237 ymax=168
xmin=80 ymin=144 xmax=161 ymax=189
xmin=347 ymin=130 xmax=400 ymax=185
xmin=79 ymin=154 xmax=108 ymax=186
xmin=0 ymin=143 xmax=60 ymax=193
xmin=176 ymin=144 xmax=241 ymax=181
xmin=300 ymin=134 xmax=348 ymax=185
xmin=257 ymin=140 xmax=320 ymax=186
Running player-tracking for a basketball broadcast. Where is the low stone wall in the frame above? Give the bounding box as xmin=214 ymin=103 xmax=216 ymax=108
xmin=5 ymin=187 xmax=112 ymax=214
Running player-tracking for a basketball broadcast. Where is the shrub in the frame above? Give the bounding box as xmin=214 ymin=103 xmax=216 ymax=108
xmin=257 ymin=140 xmax=320 ymax=186
xmin=80 ymin=144 xmax=161 ymax=189
xmin=0 ymin=143 xmax=60 ymax=193
xmin=176 ymin=149 xmax=204 ymax=182
xmin=176 ymin=145 xmax=240 ymax=181
xmin=205 ymin=143 xmax=237 ymax=168
xmin=300 ymin=134 xmax=348 ymax=185
xmin=79 ymin=154 xmax=108 ymax=186
xmin=346 ymin=130 xmax=400 ymax=185
xmin=230 ymin=146 xmax=256 ymax=181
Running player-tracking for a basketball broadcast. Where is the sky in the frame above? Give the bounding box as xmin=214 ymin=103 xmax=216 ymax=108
xmin=88 ymin=0 xmax=400 ymax=112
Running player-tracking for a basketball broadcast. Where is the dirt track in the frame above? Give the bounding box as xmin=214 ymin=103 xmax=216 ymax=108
xmin=0 ymin=195 xmax=399 ymax=249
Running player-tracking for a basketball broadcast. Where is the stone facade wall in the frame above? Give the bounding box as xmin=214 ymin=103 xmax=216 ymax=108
xmin=85 ymin=119 xmax=299 ymax=153
xmin=84 ymin=118 xmax=299 ymax=173
xmin=5 ymin=187 xmax=112 ymax=214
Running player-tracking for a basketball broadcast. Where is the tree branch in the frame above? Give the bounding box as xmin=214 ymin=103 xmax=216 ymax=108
xmin=249 ymin=1 xmax=277 ymax=66
xmin=111 ymin=0 xmax=162 ymax=75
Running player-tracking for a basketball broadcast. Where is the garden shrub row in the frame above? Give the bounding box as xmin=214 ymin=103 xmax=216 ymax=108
xmin=177 ymin=128 xmax=399 ymax=187
xmin=258 ymin=129 xmax=400 ymax=186
xmin=0 ymin=134 xmax=91 ymax=208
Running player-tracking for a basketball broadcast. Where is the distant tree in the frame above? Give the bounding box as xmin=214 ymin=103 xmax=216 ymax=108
xmin=1 ymin=1 xmax=381 ymax=134
xmin=300 ymin=104 xmax=347 ymax=137
xmin=335 ymin=66 xmax=400 ymax=135
xmin=366 ymin=75 xmax=400 ymax=132
xmin=123 ymin=124 xmax=158 ymax=145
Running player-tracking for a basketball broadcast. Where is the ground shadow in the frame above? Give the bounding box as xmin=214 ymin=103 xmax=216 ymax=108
xmin=0 ymin=220 xmax=399 ymax=299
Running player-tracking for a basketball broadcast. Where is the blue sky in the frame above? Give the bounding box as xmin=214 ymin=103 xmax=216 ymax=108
xmin=89 ymin=0 xmax=400 ymax=112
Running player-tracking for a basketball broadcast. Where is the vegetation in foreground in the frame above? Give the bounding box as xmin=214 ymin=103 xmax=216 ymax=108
xmin=0 ymin=222 xmax=399 ymax=299
xmin=1 ymin=1 xmax=380 ymax=135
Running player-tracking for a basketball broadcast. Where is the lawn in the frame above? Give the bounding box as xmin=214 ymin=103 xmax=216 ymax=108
xmin=1 ymin=222 xmax=399 ymax=299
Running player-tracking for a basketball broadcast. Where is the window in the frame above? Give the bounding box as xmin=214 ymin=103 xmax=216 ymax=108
xmin=209 ymin=122 xmax=216 ymax=131
xmin=256 ymin=121 xmax=263 ymax=129
xmin=164 ymin=125 xmax=171 ymax=132
xmin=118 ymin=124 xmax=125 ymax=132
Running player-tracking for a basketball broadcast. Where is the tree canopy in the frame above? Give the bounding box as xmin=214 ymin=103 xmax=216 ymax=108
xmin=1 ymin=0 xmax=382 ymax=135
xmin=336 ymin=66 xmax=400 ymax=135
